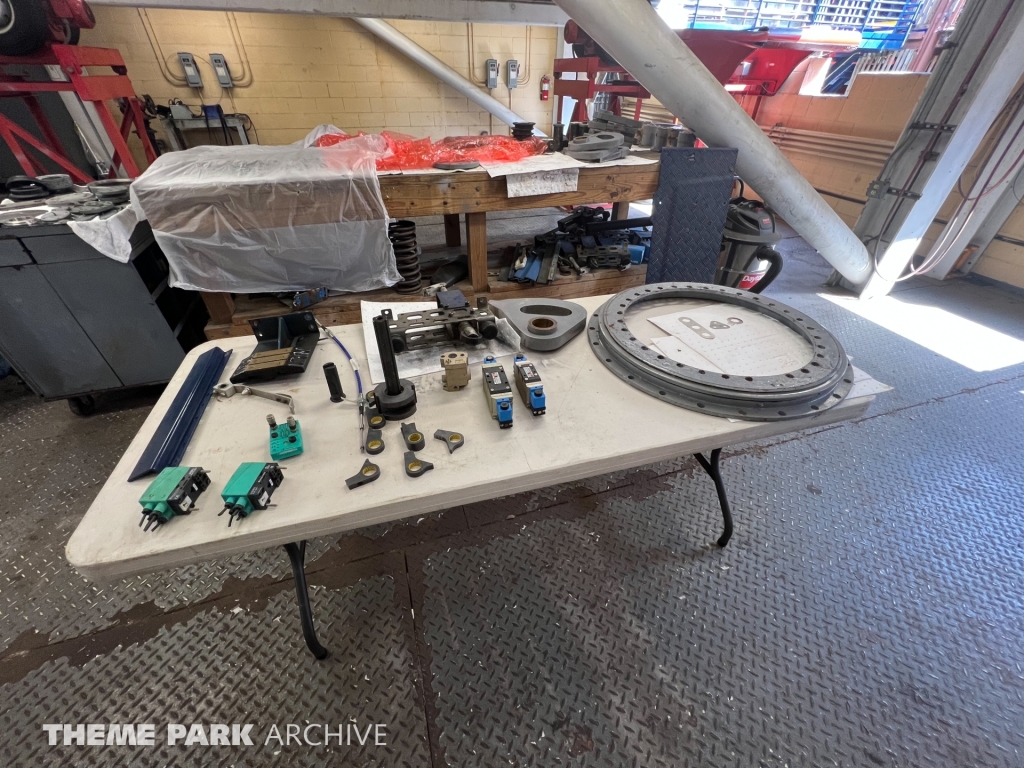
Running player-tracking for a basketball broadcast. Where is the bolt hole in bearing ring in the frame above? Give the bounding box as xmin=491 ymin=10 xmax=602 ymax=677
xmin=587 ymin=283 xmax=854 ymax=421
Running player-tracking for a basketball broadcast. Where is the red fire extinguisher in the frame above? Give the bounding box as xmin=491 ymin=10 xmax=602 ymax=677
xmin=540 ymin=75 xmax=550 ymax=101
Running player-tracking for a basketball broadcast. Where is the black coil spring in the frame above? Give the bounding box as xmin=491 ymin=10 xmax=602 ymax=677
xmin=388 ymin=219 xmax=422 ymax=294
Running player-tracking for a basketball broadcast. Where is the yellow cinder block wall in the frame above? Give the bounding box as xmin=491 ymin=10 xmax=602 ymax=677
xmin=752 ymin=63 xmax=1024 ymax=290
xmin=80 ymin=8 xmax=558 ymax=147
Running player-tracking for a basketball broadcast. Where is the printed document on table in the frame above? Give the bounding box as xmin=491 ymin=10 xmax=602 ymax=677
xmin=647 ymin=304 xmax=813 ymax=376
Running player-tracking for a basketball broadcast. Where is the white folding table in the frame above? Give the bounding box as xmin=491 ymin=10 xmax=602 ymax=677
xmin=67 ymin=295 xmax=887 ymax=658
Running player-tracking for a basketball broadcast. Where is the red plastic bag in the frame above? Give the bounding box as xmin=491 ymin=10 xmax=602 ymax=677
xmin=374 ymin=131 xmax=547 ymax=171
xmin=376 ymin=132 xmax=435 ymax=171
xmin=434 ymin=135 xmax=548 ymax=164
xmin=315 ymin=132 xmax=364 ymax=148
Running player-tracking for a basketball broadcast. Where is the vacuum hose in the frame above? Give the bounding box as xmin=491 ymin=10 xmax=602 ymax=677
xmin=749 ymin=246 xmax=783 ymax=294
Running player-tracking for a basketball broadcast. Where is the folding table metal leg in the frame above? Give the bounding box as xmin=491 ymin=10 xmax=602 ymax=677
xmin=283 ymin=541 xmax=329 ymax=659
xmin=693 ymin=448 xmax=733 ymax=547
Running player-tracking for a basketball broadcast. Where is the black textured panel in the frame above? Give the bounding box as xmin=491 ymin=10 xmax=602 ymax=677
xmin=647 ymin=147 xmax=737 ymax=284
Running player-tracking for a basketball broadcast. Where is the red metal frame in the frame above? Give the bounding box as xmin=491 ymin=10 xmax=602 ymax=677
xmin=553 ymin=57 xmax=651 ymax=123
xmin=556 ymin=27 xmax=858 ymax=120
xmin=0 ymin=44 xmax=156 ymax=181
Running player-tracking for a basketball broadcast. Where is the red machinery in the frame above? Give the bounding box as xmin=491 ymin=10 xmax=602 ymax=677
xmin=556 ymin=22 xmax=859 ymax=122
xmin=553 ymin=56 xmax=651 ymax=123
xmin=0 ymin=0 xmax=96 ymax=56
xmin=0 ymin=43 xmax=156 ymax=181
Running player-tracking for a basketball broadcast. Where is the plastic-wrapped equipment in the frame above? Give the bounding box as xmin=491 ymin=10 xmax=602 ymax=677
xmin=315 ymin=130 xmax=549 ymax=171
xmin=131 ymin=134 xmax=400 ymax=293
xmin=294 ymin=123 xmax=349 ymax=148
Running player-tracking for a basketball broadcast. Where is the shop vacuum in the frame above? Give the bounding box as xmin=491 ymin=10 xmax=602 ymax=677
xmin=715 ymin=191 xmax=784 ymax=294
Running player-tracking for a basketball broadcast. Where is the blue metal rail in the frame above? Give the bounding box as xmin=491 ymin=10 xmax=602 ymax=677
xmin=673 ymin=0 xmax=922 ymax=48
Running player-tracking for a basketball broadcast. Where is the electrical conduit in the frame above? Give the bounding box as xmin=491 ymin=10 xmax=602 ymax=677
xmin=353 ymin=17 xmax=545 ymax=137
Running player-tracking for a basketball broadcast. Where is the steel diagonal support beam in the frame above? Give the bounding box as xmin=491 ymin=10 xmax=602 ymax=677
xmin=551 ymin=0 xmax=873 ymax=287
xmin=851 ymin=0 xmax=1024 ymax=298
xmin=351 ymin=17 xmax=545 ymax=136
xmin=923 ymin=97 xmax=1024 ymax=280
xmin=89 ymin=0 xmax=568 ymax=25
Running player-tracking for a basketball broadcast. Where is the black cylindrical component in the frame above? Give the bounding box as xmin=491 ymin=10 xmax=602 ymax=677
xmin=323 ymin=362 xmax=345 ymax=402
xmin=512 ymin=121 xmax=535 ymax=140
xmin=551 ymin=122 xmax=565 ymax=150
xmin=390 ymin=334 xmax=407 ymax=354
xmin=373 ymin=314 xmax=402 ymax=396
xmin=478 ymin=319 xmax=498 ymax=340
xmin=584 ymin=216 xmax=653 ymax=234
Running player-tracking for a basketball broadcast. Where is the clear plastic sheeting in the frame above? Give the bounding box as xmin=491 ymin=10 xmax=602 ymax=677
xmin=130 ymin=134 xmax=400 ymax=293
xmin=294 ymin=124 xmax=348 ymax=148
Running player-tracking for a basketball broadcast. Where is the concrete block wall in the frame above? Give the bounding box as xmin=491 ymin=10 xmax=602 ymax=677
xmin=80 ymin=8 xmax=558 ymax=147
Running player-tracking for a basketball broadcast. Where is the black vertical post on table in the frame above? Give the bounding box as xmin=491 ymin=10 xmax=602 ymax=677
xmin=694 ymin=448 xmax=734 ymax=547
xmin=374 ymin=312 xmax=403 ymax=396
xmin=283 ymin=541 xmax=329 ymax=659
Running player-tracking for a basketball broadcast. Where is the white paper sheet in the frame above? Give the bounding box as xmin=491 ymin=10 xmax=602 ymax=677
xmin=506 ymin=168 xmax=579 ymax=198
xmin=649 ymin=336 xmax=721 ymax=373
xmin=647 ymin=304 xmax=812 ymax=376
xmin=361 ymin=300 xmax=520 ymax=384
xmin=481 ymin=153 xmax=585 ymax=177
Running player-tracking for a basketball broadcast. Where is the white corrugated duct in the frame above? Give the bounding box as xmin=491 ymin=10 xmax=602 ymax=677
xmin=552 ymin=0 xmax=872 ymax=287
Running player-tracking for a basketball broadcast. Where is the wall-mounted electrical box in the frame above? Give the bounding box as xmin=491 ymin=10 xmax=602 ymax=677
xmin=506 ymin=60 xmax=519 ymax=89
xmin=169 ymin=103 xmax=195 ymax=120
xmin=176 ymin=53 xmax=203 ymax=88
xmin=209 ymin=53 xmax=233 ymax=88
xmin=485 ymin=59 xmax=498 ymax=89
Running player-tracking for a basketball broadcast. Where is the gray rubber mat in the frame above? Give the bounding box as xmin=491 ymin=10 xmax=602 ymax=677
xmin=419 ymin=378 xmax=1024 ymax=767
xmin=3 ymin=222 xmax=1024 ymax=768
xmin=0 ymin=575 xmax=430 ymax=768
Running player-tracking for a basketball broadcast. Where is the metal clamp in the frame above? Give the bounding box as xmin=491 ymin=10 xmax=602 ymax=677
xmin=212 ymin=382 xmax=295 ymax=414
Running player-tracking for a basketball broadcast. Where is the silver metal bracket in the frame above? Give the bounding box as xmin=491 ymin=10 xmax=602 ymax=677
xmin=910 ymin=121 xmax=956 ymax=132
xmin=213 ymin=383 xmax=295 ymax=414
xmin=865 ymin=178 xmax=921 ymax=201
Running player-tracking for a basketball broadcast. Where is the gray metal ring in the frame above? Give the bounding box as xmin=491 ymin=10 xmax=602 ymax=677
xmin=588 ymin=283 xmax=855 ymax=421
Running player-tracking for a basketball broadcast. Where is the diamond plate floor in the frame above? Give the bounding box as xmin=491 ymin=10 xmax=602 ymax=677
xmin=2 ymin=233 xmax=1024 ymax=767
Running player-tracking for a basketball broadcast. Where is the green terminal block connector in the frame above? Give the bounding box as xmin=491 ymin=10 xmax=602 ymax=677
xmin=268 ymin=414 xmax=303 ymax=460
xmin=138 ymin=466 xmax=211 ymax=532
xmin=220 ymin=462 xmax=284 ymax=527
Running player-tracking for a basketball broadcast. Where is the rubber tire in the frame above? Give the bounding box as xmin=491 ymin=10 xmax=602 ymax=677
xmin=68 ymin=395 xmax=96 ymax=416
xmin=0 ymin=0 xmax=50 ymax=57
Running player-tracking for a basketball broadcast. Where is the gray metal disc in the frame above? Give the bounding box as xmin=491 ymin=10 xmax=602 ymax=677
xmin=588 ymin=283 xmax=855 ymax=421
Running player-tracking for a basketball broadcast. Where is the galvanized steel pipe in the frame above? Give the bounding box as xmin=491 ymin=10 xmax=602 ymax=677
xmin=552 ymin=0 xmax=871 ymax=286
xmin=352 ymin=17 xmax=546 ymax=136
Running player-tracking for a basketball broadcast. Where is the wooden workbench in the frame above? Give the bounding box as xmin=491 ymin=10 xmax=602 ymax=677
xmin=199 ymin=160 xmax=660 ymax=335
xmin=379 ymin=160 xmax=659 ymax=292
